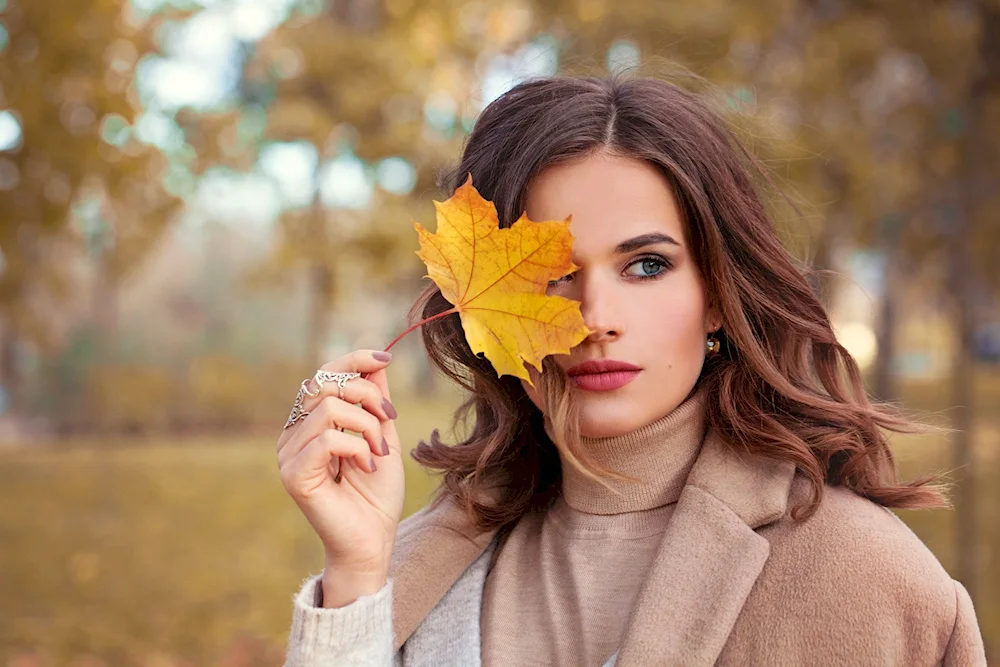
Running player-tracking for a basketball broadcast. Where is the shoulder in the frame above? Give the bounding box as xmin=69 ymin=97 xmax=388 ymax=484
xmin=768 ymin=475 xmax=951 ymax=578
xmin=748 ymin=474 xmax=966 ymax=659
xmin=762 ymin=474 xmax=956 ymax=609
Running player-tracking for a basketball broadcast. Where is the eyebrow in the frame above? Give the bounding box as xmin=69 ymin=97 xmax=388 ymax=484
xmin=613 ymin=232 xmax=681 ymax=254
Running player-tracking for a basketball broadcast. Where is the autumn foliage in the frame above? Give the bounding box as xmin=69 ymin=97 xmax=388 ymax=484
xmin=412 ymin=174 xmax=592 ymax=385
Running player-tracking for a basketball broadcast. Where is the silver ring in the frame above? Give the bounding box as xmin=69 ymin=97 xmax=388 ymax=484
xmin=283 ymin=372 xmax=360 ymax=430
xmin=283 ymin=402 xmax=309 ymax=430
xmin=310 ymin=371 xmax=361 ymax=395
xmin=301 ymin=379 xmax=321 ymax=398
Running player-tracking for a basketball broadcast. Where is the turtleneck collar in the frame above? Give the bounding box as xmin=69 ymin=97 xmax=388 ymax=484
xmin=556 ymin=384 xmax=709 ymax=516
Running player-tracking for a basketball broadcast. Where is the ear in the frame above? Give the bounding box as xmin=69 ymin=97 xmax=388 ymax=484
xmin=704 ymin=295 xmax=723 ymax=334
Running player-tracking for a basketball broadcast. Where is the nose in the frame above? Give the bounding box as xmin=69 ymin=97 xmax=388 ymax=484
xmin=578 ymin=271 xmax=623 ymax=343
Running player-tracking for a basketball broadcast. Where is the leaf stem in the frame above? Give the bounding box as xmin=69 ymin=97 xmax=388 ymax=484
xmin=382 ymin=307 xmax=458 ymax=353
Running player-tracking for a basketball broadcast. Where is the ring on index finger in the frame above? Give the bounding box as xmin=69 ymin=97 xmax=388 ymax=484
xmin=282 ymin=371 xmax=361 ymax=431
xmin=283 ymin=378 xmax=319 ymax=429
xmin=282 ymin=379 xmax=313 ymax=430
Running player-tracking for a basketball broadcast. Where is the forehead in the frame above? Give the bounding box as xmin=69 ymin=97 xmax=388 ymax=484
xmin=523 ymin=153 xmax=685 ymax=257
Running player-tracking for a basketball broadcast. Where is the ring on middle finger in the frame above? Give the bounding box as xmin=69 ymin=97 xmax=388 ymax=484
xmin=310 ymin=371 xmax=361 ymax=397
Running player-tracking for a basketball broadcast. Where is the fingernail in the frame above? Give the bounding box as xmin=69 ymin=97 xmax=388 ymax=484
xmin=381 ymin=398 xmax=397 ymax=420
xmin=372 ymin=351 xmax=392 ymax=362
xmin=381 ymin=436 xmax=390 ymax=456
xmin=369 ymin=455 xmax=377 ymax=472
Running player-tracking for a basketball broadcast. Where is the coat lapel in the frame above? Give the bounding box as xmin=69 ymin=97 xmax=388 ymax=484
xmin=389 ymin=494 xmax=498 ymax=653
xmin=613 ymin=429 xmax=796 ymax=666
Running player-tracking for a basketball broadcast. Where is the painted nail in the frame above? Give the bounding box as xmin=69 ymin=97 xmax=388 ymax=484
xmin=369 ymin=455 xmax=377 ymax=472
xmin=372 ymin=351 xmax=392 ymax=362
xmin=381 ymin=436 xmax=390 ymax=457
xmin=381 ymin=398 xmax=397 ymax=420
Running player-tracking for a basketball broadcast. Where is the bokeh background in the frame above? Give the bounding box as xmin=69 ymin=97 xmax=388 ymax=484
xmin=0 ymin=0 xmax=997 ymax=664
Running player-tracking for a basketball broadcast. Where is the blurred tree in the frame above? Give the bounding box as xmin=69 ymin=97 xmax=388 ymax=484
xmin=0 ymin=0 xmax=182 ymax=415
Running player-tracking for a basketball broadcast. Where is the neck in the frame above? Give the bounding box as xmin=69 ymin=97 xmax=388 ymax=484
xmin=558 ymin=386 xmax=709 ymax=515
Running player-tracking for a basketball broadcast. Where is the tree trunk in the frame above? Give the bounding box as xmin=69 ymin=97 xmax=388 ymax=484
xmin=304 ymin=184 xmax=334 ymax=369
xmin=92 ymin=263 xmax=119 ymax=363
xmin=304 ymin=261 xmax=334 ymax=369
xmin=872 ymin=232 xmax=901 ymax=402
xmin=0 ymin=316 xmax=20 ymax=418
xmin=809 ymin=162 xmax=849 ymax=311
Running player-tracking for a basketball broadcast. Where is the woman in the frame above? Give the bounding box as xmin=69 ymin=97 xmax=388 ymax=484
xmin=276 ymin=73 xmax=987 ymax=666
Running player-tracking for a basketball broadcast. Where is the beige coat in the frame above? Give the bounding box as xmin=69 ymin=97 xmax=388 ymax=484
xmin=386 ymin=429 xmax=988 ymax=666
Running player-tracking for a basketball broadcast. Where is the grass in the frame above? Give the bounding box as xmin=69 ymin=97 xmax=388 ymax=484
xmin=0 ymin=392 xmax=459 ymax=667
xmin=1 ymin=386 xmax=997 ymax=665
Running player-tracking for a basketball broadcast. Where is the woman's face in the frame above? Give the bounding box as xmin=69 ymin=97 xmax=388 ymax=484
xmin=520 ymin=152 xmax=721 ymax=438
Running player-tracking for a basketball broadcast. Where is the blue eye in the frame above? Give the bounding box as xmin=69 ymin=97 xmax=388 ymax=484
xmin=624 ymin=255 xmax=671 ymax=280
xmin=547 ymin=255 xmax=672 ymax=288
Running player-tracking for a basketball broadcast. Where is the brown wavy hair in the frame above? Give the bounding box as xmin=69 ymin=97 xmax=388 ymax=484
xmin=408 ymin=71 xmax=949 ymax=533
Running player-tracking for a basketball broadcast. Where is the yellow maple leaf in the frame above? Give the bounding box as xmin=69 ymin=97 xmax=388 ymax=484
xmin=414 ymin=173 xmax=593 ymax=386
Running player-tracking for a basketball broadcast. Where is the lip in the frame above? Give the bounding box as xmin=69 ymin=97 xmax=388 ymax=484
xmin=566 ymin=359 xmax=642 ymax=376
xmin=565 ymin=359 xmax=642 ymax=392
xmin=570 ymin=370 xmax=640 ymax=392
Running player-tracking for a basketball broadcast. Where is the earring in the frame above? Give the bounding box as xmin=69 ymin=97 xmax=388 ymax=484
xmin=706 ymin=333 xmax=720 ymax=355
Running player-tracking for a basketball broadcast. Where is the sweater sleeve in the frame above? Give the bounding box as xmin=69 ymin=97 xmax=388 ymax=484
xmin=942 ymin=579 xmax=987 ymax=667
xmin=284 ymin=572 xmax=401 ymax=667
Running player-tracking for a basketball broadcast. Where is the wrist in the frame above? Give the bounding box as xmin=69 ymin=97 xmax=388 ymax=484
xmin=320 ymin=564 xmax=389 ymax=609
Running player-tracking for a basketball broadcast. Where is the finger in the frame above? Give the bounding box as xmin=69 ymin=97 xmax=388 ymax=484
xmin=365 ymin=366 xmax=399 ymax=456
xmin=320 ymin=349 xmax=393 ymax=376
xmin=366 ymin=366 xmax=392 ymax=403
xmin=279 ymin=396 xmax=383 ymax=466
xmin=311 ymin=428 xmax=377 ymax=476
xmin=281 ymin=428 xmax=376 ymax=496
xmin=309 ymin=428 xmax=378 ymax=475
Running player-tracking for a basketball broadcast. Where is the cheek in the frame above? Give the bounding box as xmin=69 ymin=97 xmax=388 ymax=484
xmin=628 ymin=284 xmax=709 ymax=374
xmin=636 ymin=282 xmax=707 ymax=343
xmin=520 ymin=371 xmax=543 ymax=411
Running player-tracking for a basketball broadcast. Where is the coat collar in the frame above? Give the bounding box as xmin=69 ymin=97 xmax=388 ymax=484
xmin=389 ymin=428 xmax=796 ymax=664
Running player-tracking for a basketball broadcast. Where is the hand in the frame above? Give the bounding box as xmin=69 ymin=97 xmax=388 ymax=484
xmin=277 ymin=349 xmax=405 ymax=582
